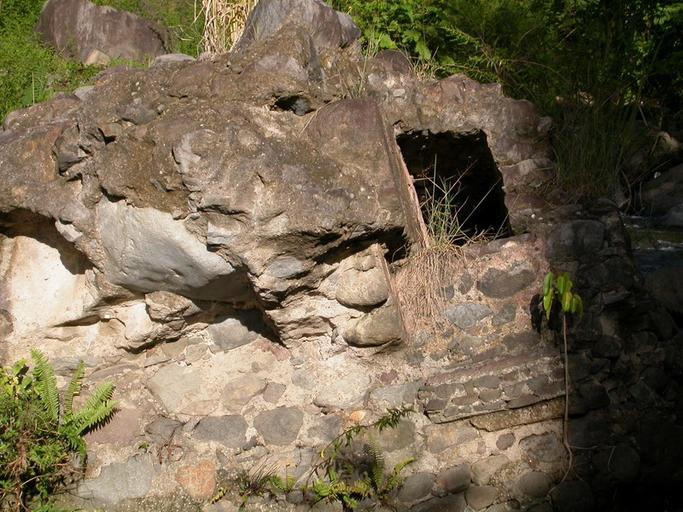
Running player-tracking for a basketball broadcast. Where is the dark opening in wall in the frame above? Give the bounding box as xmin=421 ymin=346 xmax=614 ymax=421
xmin=396 ymin=130 xmax=510 ymax=243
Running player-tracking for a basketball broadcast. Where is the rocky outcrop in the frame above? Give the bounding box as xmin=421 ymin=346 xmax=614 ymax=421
xmin=2 ymin=0 xmax=681 ymax=511
xmin=36 ymin=0 xmax=167 ymax=65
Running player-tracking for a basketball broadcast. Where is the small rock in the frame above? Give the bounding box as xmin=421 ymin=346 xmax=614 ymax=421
xmin=478 ymin=261 xmax=535 ymax=298
xmin=433 ymin=463 xmax=471 ymax=496
xmin=465 ymin=485 xmax=498 ymax=510
xmin=342 ymin=304 xmax=402 ymax=347
xmin=176 ymin=459 xmax=217 ymax=500
xmin=77 ymin=454 xmax=156 ymax=504
xmin=492 ymin=303 xmax=517 ymax=325
xmin=263 ymin=381 xmax=287 ymax=403
xmin=221 ymin=374 xmax=267 ymax=412
xmin=377 ymin=419 xmax=415 ymax=452
xmin=152 ymin=53 xmax=196 ymax=67
xmin=550 ymin=480 xmax=595 ymax=512
xmin=145 ymin=416 xmax=183 ymax=444
xmin=496 ymin=433 xmax=515 ymax=450
xmin=85 ymin=407 xmax=141 ymax=445
xmin=411 ymin=493 xmax=466 ymax=512
xmin=368 ymin=381 xmax=420 ymax=409
xmin=207 ymin=317 xmax=259 ymax=351
xmin=472 ymin=455 xmax=509 ymax=485
xmin=516 ymin=471 xmax=552 ymax=498
xmin=397 ymin=472 xmax=435 ymax=503
xmin=253 ymin=406 xmax=304 ymax=446
xmin=335 ymin=266 xmax=389 ymax=308
xmin=425 ymin=424 xmax=479 ymax=453
xmin=193 ymin=415 xmax=248 ymax=447
xmin=519 ymin=433 xmax=565 ymax=464
xmin=445 ymin=303 xmax=492 ymax=329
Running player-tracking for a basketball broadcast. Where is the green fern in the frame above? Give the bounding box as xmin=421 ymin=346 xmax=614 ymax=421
xmin=63 ymin=361 xmax=85 ymax=417
xmin=1 ymin=351 xmax=117 ymax=511
xmin=30 ymin=349 xmax=60 ymax=422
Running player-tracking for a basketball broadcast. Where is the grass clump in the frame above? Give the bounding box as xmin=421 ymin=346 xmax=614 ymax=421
xmin=0 ymin=350 xmax=117 ymax=512
xmin=90 ymin=0 xmax=205 ymax=56
xmin=0 ymin=0 xmax=100 ymax=123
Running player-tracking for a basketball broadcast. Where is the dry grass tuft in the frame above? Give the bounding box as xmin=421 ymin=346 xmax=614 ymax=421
xmin=199 ymin=0 xmax=256 ymax=54
xmin=393 ymin=244 xmax=466 ymax=335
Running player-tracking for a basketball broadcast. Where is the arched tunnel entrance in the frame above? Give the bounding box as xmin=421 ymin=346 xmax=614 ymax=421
xmin=396 ymin=129 xmax=510 ymax=244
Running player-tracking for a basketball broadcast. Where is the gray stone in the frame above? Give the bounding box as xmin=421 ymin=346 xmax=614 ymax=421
xmin=445 ymin=303 xmax=492 ymax=329
xmin=77 ymin=454 xmax=157 ymax=505
xmin=377 ymin=419 xmax=415 ymax=452
xmin=254 ymin=406 xmax=304 ymax=445
xmin=471 ymin=455 xmax=509 ymax=485
xmin=496 ymin=433 xmax=515 ymax=450
xmin=433 ymin=464 xmax=471 ymax=496
xmin=313 ymin=367 xmax=371 ymax=409
xmin=516 ymin=471 xmax=552 ymax=498
xmin=458 ymin=273 xmax=474 ymax=294
xmin=144 ymin=416 xmax=183 ymax=444
xmin=426 ymin=424 xmax=480 ymax=454
xmin=263 ymin=381 xmax=287 ymax=403
xmin=473 ymin=375 xmax=501 ymax=389
xmin=193 ymin=415 xmax=248 ymax=447
xmin=519 ymin=433 xmax=565 ymax=464
xmin=221 ymin=374 xmax=267 ymax=412
xmin=480 ymin=388 xmax=502 ymax=402
xmin=36 ymin=0 xmax=166 ymax=64
xmin=151 ymin=53 xmax=196 ymax=67
xmin=147 ymin=364 xmax=202 ymax=415
xmin=549 ymin=480 xmax=594 ymax=512
xmin=235 ymin=0 xmax=361 ymax=54
xmin=592 ymin=336 xmax=622 ymax=359
xmin=547 ymin=220 xmax=605 ymax=260
xmin=335 ymin=267 xmax=389 ymax=308
xmin=598 ymin=444 xmax=640 ymax=482
xmin=368 ymin=381 xmax=420 ymax=409
xmin=307 ymin=414 xmax=342 ymax=441
xmin=465 ymin=485 xmax=498 ymax=510
xmin=397 ymin=472 xmax=435 ymax=503
xmin=478 ymin=261 xmax=535 ymax=298
xmin=342 ymin=303 xmax=402 ymax=347
xmin=207 ymin=316 xmax=260 ymax=351
xmin=412 ymin=493 xmax=466 ymax=512
xmin=97 ymin=200 xmax=248 ymax=302
xmin=492 ymin=303 xmax=517 ymax=325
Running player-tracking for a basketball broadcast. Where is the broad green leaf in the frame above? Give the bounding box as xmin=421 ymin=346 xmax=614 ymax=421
xmin=543 ymin=293 xmax=554 ymax=319
xmin=543 ymin=272 xmax=554 ymax=296
xmin=561 ymin=290 xmax=573 ymax=313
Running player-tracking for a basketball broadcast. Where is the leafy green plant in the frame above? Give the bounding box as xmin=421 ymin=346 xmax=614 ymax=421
xmin=304 ymin=407 xmax=415 ymax=511
xmin=0 ymin=350 xmax=117 ymax=512
xmin=541 ymin=271 xmax=583 ymax=479
xmin=231 ymin=464 xmax=295 ymax=510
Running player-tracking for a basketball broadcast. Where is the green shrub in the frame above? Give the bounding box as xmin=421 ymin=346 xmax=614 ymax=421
xmin=331 ymin=0 xmax=682 ymax=201
xmin=0 ymin=350 xmax=116 ymax=512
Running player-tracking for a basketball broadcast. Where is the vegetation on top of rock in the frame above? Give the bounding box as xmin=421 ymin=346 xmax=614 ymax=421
xmin=330 ymin=0 xmax=682 ymax=201
xmin=0 ymin=351 xmax=117 ymax=512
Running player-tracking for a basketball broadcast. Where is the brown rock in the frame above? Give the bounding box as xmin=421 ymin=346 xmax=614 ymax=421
xmin=176 ymin=460 xmax=217 ymax=500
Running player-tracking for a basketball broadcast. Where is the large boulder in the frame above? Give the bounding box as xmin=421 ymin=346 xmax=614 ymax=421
xmin=2 ymin=0 xmax=551 ymax=348
xmin=36 ymin=0 xmax=167 ymax=65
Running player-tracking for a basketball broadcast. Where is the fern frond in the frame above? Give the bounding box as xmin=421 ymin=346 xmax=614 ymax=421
xmin=73 ymin=399 xmax=117 ymax=434
xmin=68 ymin=380 xmax=116 ymax=434
xmin=63 ymin=361 xmax=85 ymax=417
xmin=366 ymin=441 xmax=385 ymax=490
xmin=384 ymin=457 xmax=416 ymax=492
xmin=30 ymin=350 xmax=59 ymax=422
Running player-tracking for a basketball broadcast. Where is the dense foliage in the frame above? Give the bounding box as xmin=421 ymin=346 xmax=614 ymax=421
xmin=331 ymin=0 xmax=682 ymax=199
xmin=0 ymin=351 xmax=116 ymax=511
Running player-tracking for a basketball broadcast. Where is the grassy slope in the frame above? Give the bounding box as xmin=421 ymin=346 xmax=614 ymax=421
xmin=0 ymin=0 xmax=201 ymax=123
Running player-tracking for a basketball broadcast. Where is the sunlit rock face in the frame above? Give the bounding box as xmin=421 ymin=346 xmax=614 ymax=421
xmin=2 ymin=0 xmax=678 ymax=510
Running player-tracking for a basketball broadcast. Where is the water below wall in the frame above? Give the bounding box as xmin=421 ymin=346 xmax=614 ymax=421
xmin=624 ymin=215 xmax=683 ymax=273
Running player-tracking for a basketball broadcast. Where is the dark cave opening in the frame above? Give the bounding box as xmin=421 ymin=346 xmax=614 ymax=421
xmin=396 ymin=129 xmax=511 ymax=243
